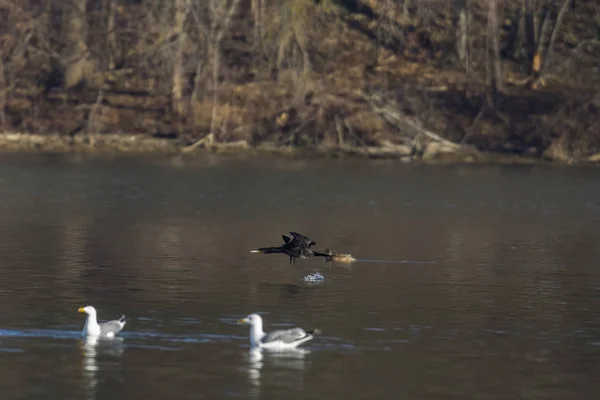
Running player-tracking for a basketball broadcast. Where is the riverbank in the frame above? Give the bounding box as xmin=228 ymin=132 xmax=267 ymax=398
xmin=2 ymin=2 xmax=599 ymax=166
xmin=2 ymin=132 xmax=599 ymax=165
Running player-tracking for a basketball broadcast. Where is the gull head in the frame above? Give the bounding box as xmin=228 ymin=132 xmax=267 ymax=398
xmin=238 ymin=313 xmax=262 ymax=326
xmin=78 ymin=305 xmax=96 ymax=315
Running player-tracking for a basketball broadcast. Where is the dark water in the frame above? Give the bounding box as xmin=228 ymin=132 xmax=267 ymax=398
xmin=0 ymin=153 xmax=599 ymax=400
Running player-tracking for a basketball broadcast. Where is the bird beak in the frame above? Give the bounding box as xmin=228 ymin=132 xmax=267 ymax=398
xmin=238 ymin=318 xmax=249 ymax=324
xmin=78 ymin=307 xmax=86 ymax=313
xmin=250 ymin=250 xmax=259 ymax=253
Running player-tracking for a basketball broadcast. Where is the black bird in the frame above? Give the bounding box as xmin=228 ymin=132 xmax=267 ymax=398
xmin=251 ymin=232 xmax=318 ymax=264
xmin=281 ymin=232 xmax=316 ymax=248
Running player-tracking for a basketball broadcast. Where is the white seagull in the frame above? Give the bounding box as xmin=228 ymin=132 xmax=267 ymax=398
xmin=78 ymin=305 xmax=127 ymax=338
xmin=238 ymin=313 xmax=320 ymax=350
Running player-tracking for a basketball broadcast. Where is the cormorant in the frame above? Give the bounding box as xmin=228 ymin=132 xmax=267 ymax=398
xmin=250 ymin=232 xmax=318 ymax=264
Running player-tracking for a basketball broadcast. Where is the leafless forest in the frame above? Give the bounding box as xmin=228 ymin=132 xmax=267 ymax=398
xmin=0 ymin=0 xmax=599 ymax=160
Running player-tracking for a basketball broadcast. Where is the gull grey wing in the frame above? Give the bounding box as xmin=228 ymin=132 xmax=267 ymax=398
xmin=261 ymin=327 xmax=308 ymax=344
xmin=99 ymin=317 xmax=126 ymax=336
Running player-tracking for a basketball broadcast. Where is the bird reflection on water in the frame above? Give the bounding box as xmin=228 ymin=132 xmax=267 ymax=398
xmin=79 ymin=336 xmax=124 ymax=400
xmin=245 ymin=347 xmax=310 ymax=399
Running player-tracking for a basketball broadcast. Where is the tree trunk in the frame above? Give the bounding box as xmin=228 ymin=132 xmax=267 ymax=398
xmin=190 ymin=53 xmax=207 ymax=102
xmin=207 ymin=0 xmax=242 ymax=137
xmin=63 ymin=0 xmax=90 ymax=89
xmin=533 ymin=5 xmax=553 ymax=76
xmin=291 ymin=20 xmax=312 ymax=77
xmin=0 ymin=59 xmax=6 ymax=130
xmin=524 ymin=0 xmax=536 ymax=74
xmin=403 ymin=0 xmax=411 ymax=20
xmin=492 ymin=1 xmax=503 ymax=92
xmin=540 ymin=0 xmax=572 ymax=75
xmin=251 ymin=0 xmax=265 ymax=54
xmin=209 ymin=43 xmax=221 ymax=136
xmin=486 ymin=0 xmax=503 ymax=106
xmin=106 ymin=0 xmax=117 ymax=70
xmin=453 ymin=0 xmax=469 ymax=69
xmin=172 ymin=0 xmax=189 ymax=117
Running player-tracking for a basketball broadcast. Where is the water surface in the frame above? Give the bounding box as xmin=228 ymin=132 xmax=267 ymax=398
xmin=0 ymin=154 xmax=599 ymax=399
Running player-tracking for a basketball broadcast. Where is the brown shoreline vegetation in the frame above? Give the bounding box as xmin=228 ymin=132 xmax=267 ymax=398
xmin=1 ymin=1 xmax=599 ymax=164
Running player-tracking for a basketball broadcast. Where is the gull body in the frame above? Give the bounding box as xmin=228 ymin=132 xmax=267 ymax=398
xmin=78 ymin=305 xmax=126 ymax=338
xmin=238 ymin=313 xmax=320 ymax=350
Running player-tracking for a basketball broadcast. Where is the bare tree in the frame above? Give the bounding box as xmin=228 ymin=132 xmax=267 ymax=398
xmin=486 ymin=0 xmax=504 ymax=105
xmin=184 ymin=0 xmax=241 ymax=137
xmin=274 ymin=2 xmax=314 ymax=78
xmin=62 ymin=0 xmax=93 ymax=89
xmin=0 ymin=56 xmax=6 ymax=130
xmin=251 ymin=0 xmax=267 ymax=54
xmin=403 ymin=0 xmax=412 ymax=19
xmin=106 ymin=0 xmax=118 ymax=70
xmin=453 ymin=0 xmax=471 ymax=76
xmin=518 ymin=0 xmax=572 ymax=84
xmin=172 ymin=0 xmax=191 ymax=117
xmin=536 ymin=0 xmax=572 ymax=78
xmin=523 ymin=0 xmax=537 ymax=73
xmin=0 ymin=1 xmax=52 ymax=129
xmin=207 ymin=0 xmax=242 ymax=137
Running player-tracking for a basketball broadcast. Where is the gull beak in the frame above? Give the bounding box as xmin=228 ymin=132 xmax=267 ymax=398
xmin=78 ymin=307 xmax=86 ymax=313
xmin=238 ymin=318 xmax=249 ymax=324
xmin=250 ymin=250 xmax=259 ymax=253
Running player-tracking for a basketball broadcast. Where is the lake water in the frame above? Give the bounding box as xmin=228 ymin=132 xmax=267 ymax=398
xmin=0 ymin=153 xmax=599 ymax=399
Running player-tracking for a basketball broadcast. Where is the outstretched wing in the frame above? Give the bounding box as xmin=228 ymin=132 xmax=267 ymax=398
xmin=289 ymin=232 xmax=316 ymax=247
xmin=261 ymin=327 xmax=309 ymax=344
xmin=281 ymin=234 xmax=292 ymax=244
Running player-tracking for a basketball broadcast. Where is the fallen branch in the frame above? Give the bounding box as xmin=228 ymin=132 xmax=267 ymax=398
xmin=182 ymin=132 xmax=216 ymax=153
xmin=288 ymin=113 xmax=316 ymax=146
xmin=334 ymin=115 xmax=345 ymax=148
xmin=362 ymin=93 xmax=460 ymax=148
xmin=343 ymin=117 xmax=369 ymax=149
xmin=181 ymin=133 xmax=250 ymax=154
